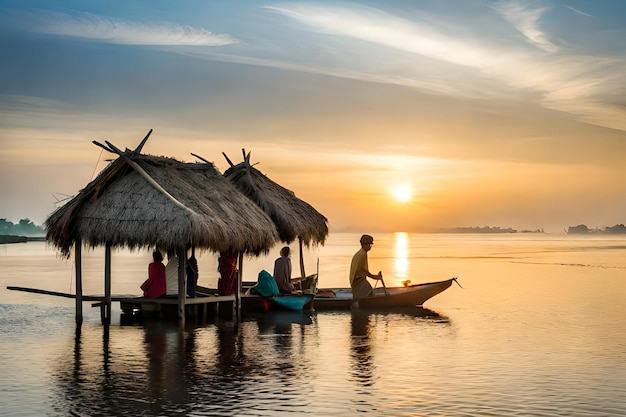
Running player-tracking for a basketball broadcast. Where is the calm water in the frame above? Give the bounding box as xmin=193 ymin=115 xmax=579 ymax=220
xmin=1 ymin=233 xmax=626 ymax=416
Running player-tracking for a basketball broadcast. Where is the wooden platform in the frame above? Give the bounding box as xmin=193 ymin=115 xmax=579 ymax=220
xmin=7 ymin=285 xmax=238 ymax=323
xmin=7 ymin=284 xmax=318 ymax=323
xmin=116 ymin=293 xmax=237 ymax=321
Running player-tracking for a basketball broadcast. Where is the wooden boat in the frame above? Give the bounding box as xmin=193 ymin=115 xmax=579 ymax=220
xmin=242 ymin=293 xmax=314 ymax=312
xmin=313 ymin=278 xmax=457 ymax=310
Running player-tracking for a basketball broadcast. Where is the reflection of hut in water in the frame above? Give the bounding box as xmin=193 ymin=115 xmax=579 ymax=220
xmin=219 ymin=150 xmax=329 ymax=288
xmin=45 ymin=131 xmax=279 ymax=325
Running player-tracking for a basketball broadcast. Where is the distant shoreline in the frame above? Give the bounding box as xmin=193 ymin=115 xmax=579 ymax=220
xmin=434 ymin=227 xmax=544 ymax=234
xmin=567 ymin=224 xmax=626 ymax=235
xmin=0 ymin=235 xmax=46 ymax=244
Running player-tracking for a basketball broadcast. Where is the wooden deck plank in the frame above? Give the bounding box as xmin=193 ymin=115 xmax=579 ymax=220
xmin=7 ymin=286 xmax=234 ymax=304
xmin=116 ymin=295 xmax=236 ymax=305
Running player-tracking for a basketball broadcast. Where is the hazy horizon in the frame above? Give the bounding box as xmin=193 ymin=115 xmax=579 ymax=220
xmin=0 ymin=213 xmax=620 ymax=236
xmin=2 ymin=1 xmax=626 ymax=233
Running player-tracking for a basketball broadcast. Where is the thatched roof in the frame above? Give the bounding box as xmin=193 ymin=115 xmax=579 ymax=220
xmin=46 ymin=139 xmax=280 ymax=257
xmin=221 ymin=151 xmax=328 ymax=246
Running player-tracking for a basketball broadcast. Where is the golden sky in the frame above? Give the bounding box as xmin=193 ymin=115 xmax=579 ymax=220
xmin=1 ymin=1 xmax=626 ymax=233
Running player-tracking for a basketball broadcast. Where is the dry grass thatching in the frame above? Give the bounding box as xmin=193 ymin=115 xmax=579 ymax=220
xmin=223 ymin=155 xmax=328 ymax=246
xmin=46 ymin=151 xmax=280 ymax=257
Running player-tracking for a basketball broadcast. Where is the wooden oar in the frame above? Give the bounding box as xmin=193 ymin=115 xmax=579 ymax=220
xmin=379 ymin=272 xmax=389 ymax=296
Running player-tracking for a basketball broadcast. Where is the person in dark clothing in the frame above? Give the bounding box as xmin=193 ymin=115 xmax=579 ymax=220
xmin=274 ymin=246 xmax=297 ymax=294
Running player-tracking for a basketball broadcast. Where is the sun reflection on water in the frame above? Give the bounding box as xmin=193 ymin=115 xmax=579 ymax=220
xmin=393 ymin=232 xmax=409 ymax=284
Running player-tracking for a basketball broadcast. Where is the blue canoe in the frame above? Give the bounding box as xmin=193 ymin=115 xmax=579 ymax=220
xmin=272 ymin=294 xmax=314 ymax=311
xmin=241 ymin=293 xmax=315 ymax=312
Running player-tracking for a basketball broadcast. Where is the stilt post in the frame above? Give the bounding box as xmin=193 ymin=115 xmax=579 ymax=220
xmin=104 ymin=243 xmax=112 ymax=325
xmin=299 ymin=237 xmax=306 ymax=280
xmin=75 ymin=240 xmax=83 ymax=326
xmin=236 ymin=252 xmax=243 ymax=322
xmin=177 ymin=246 xmax=186 ymax=326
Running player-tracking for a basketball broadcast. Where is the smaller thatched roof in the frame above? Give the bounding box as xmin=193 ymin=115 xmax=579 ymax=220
xmin=221 ymin=151 xmax=328 ymax=246
xmin=46 ymin=137 xmax=280 ymax=257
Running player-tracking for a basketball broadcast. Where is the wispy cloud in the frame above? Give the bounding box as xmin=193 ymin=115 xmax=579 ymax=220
xmin=263 ymin=2 xmax=562 ymax=87
xmin=563 ymin=5 xmax=595 ymax=18
xmin=491 ymin=1 xmax=558 ymax=52
xmin=264 ymin=4 xmax=496 ymax=69
xmin=7 ymin=9 xmax=238 ymax=46
xmin=263 ymin=2 xmax=626 ymax=131
xmin=7 ymin=4 xmax=622 ymax=131
xmin=0 ymin=94 xmax=129 ymax=125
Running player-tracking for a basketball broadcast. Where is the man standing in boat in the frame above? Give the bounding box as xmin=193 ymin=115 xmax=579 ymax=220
xmin=349 ymin=234 xmax=383 ymax=299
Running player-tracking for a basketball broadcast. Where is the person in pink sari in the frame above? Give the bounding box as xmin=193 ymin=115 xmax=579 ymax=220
xmin=141 ymin=250 xmax=167 ymax=298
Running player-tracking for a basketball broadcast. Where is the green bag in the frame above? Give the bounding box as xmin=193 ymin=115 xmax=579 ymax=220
xmin=255 ymin=270 xmax=279 ymax=297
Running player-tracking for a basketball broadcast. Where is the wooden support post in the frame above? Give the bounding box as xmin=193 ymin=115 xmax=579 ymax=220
xmin=177 ymin=246 xmax=186 ymax=327
xmin=299 ymin=237 xmax=306 ymax=280
xmin=190 ymin=245 xmax=197 ymax=297
xmin=235 ymin=252 xmax=243 ymax=322
xmin=104 ymin=243 xmax=112 ymax=325
xmin=75 ymin=240 xmax=83 ymax=326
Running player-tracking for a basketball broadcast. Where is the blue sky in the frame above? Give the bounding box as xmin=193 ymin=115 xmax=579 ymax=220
xmin=1 ymin=0 xmax=625 ymax=232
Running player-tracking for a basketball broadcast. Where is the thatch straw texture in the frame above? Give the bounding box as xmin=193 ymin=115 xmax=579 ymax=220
xmin=223 ymin=161 xmax=328 ymax=246
xmin=46 ymin=153 xmax=279 ymax=257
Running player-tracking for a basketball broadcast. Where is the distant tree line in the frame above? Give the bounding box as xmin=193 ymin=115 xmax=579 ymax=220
xmin=0 ymin=218 xmax=45 ymax=237
xmin=437 ymin=226 xmax=519 ymax=233
xmin=567 ymin=224 xmax=626 ymax=234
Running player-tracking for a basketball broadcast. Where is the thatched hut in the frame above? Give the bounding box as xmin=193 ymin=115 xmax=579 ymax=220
xmin=45 ymin=133 xmax=280 ymax=324
xmin=46 ymin=149 xmax=278 ymax=257
xmin=220 ymin=150 xmax=329 ymax=281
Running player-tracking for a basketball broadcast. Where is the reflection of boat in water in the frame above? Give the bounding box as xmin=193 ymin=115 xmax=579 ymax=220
xmin=358 ymin=306 xmax=449 ymax=321
xmin=252 ymin=310 xmax=314 ymax=334
xmin=314 ymin=278 xmax=457 ymax=310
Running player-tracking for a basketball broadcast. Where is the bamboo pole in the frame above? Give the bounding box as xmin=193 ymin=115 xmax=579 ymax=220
xmin=191 ymin=152 xmax=212 ymax=165
xmin=7 ymin=286 xmax=77 ymax=298
xmin=299 ymin=237 xmax=306 ymax=280
xmin=104 ymin=243 xmax=112 ymax=325
xmin=133 ymin=129 xmax=153 ymax=153
xmin=190 ymin=245 xmax=197 ymax=298
xmin=236 ymin=252 xmax=243 ymax=322
xmin=177 ymin=246 xmax=186 ymax=327
xmin=93 ymin=140 xmax=195 ymax=214
xmin=119 ymin=153 xmax=190 ymax=212
xmin=75 ymin=240 xmax=83 ymax=326
xmin=221 ymin=152 xmax=235 ymax=168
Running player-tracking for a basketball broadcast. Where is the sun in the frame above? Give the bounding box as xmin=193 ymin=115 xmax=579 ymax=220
xmin=391 ymin=184 xmax=413 ymax=203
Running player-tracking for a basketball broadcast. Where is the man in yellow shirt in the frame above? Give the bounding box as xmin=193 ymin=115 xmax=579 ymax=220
xmin=349 ymin=234 xmax=383 ymax=299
